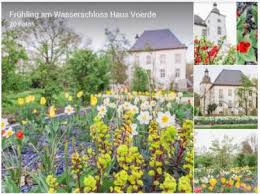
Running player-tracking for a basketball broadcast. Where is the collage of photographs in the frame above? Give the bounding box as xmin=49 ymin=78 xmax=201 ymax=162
xmin=0 ymin=1 xmax=258 ymax=193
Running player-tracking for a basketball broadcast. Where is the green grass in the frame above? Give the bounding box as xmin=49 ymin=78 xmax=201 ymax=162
xmin=195 ymin=124 xmax=257 ymax=129
xmin=182 ymin=91 xmax=193 ymax=97
xmin=2 ymin=89 xmax=67 ymax=116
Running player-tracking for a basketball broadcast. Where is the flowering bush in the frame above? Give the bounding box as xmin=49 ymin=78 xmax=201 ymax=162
xmin=194 ymin=166 xmax=257 ymax=193
xmin=237 ymin=2 xmax=258 ymax=65
xmin=1 ymin=90 xmax=193 ymax=193
xmin=194 ymin=36 xmax=236 ymax=65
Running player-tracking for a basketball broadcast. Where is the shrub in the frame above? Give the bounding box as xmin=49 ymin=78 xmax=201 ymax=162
xmin=131 ymin=66 xmax=149 ymax=92
xmin=68 ymin=49 xmax=110 ymax=102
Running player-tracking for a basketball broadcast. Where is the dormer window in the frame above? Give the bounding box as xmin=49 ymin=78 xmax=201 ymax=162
xmin=146 ymin=55 xmax=151 ymax=65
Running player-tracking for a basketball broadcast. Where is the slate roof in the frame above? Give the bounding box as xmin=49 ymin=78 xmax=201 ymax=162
xmin=129 ymin=29 xmax=186 ymax=52
xmin=194 ymin=15 xmax=207 ymax=27
xmin=212 ymin=69 xmax=245 ymax=86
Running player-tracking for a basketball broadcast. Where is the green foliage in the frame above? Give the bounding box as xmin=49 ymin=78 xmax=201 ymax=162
xmin=237 ymin=3 xmax=258 ymax=64
xmin=207 ymin=103 xmax=217 ymax=115
xmin=194 ymin=154 xmax=214 ymax=168
xmin=104 ymin=28 xmax=129 ymax=84
xmin=233 ymin=153 xmax=257 ymax=167
xmin=68 ymin=49 xmax=110 ymax=101
xmin=2 ymin=27 xmax=29 ymax=93
xmin=131 ymin=66 xmax=149 ymax=92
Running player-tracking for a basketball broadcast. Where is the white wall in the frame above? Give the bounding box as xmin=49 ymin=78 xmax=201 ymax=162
xmin=206 ymin=12 xmax=226 ymax=44
xmin=128 ymin=48 xmax=187 ymax=89
xmin=194 ymin=24 xmax=207 ymax=39
xmin=203 ymin=85 xmax=257 ymax=115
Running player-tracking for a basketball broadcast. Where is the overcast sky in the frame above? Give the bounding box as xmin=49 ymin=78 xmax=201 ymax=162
xmin=2 ymin=2 xmax=194 ymax=62
xmin=194 ymin=65 xmax=258 ymax=93
xmin=195 ymin=129 xmax=258 ymax=154
xmin=194 ymin=2 xmax=236 ymax=45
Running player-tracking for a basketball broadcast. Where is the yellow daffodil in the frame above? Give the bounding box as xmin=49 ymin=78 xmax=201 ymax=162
xmin=209 ymin=178 xmax=217 ymax=187
xmin=17 ymin=98 xmax=25 ymax=106
xmin=90 ymin=95 xmax=97 ymax=106
xmin=68 ymin=96 xmax=73 ymax=101
xmin=48 ymin=106 xmax=56 ymax=118
xmin=64 ymin=92 xmax=69 ymax=99
xmin=77 ymin=91 xmax=83 ymax=98
xmin=220 ymin=177 xmax=226 ymax=184
xmin=40 ymin=97 xmax=46 ymax=105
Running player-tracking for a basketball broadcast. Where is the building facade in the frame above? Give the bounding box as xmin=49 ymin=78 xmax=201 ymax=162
xmin=200 ymin=69 xmax=257 ymax=115
xmin=194 ymin=3 xmax=227 ymax=45
xmin=128 ymin=29 xmax=190 ymax=91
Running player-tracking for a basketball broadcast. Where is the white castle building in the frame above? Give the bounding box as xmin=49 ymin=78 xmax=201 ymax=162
xmin=127 ymin=29 xmax=192 ymax=91
xmin=194 ymin=3 xmax=227 ymax=45
xmin=200 ymin=68 xmax=257 ymax=116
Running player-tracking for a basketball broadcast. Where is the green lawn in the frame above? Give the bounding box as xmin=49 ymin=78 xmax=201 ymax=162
xmin=195 ymin=124 xmax=257 ymax=129
xmin=2 ymin=89 xmax=67 ymax=116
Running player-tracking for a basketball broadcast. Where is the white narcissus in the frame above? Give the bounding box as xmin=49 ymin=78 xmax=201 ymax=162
xmin=1 ymin=118 xmax=9 ymax=130
xmin=64 ymin=105 xmax=75 ymax=115
xmin=156 ymin=111 xmax=175 ymax=128
xmin=97 ymin=105 xmax=107 ymax=118
xmin=137 ymin=111 xmax=152 ymax=125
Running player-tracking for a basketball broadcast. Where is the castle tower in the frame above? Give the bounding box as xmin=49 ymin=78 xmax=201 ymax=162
xmin=205 ymin=2 xmax=227 ymax=45
xmin=200 ymin=68 xmax=212 ymax=115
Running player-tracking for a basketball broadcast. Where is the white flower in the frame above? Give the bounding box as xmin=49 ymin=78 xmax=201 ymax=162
xmin=156 ymin=111 xmax=175 ymax=128
xmin=97 ymin=105 xmax=107 ymax=118
xmin=150 ymin=100 xmax=157 ymax=107
xmin=129 ymin=105 xmax=139 ymax=115
xmin=178 ymin=92 xmax=183 ymax=98
xmin=137 ymin=111 xmax=152 ymax=125
xmin=64 ymin=105 xmax=75 ymax=115
xmin=130 ymin=123 xmax=138 ymax=137
xmin=4 ymin=127 xmax=14 ymax=138
xmin=1 ymin=118 xmax=9 ymax=130
xmin=141 ymin=101 xmax=150 ymax=110
xmin=108 ymin=102 xmax=116 ymax=109
xmin=103 ymin=98 xmax=110 ymax=106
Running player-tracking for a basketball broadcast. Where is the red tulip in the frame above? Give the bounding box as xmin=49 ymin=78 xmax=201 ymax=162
xmin=16 ymin=130 xmax=24 ymax=140
xmin=237 ymin=41 xmax=251 ymax=53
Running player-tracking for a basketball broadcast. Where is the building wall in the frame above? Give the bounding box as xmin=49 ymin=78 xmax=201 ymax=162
xmin=201 ymin=85 xmax=257 ymax=115
xmin=194 ymin=24 xmax=207 ymax=39
xmin=205 ymin=13 xmax=226 ymax=44
xmin=128 ymin=49 xmax=187 ymax=89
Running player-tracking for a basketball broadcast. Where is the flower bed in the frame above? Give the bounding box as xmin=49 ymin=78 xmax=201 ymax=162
xmin=1 ymin=91 xmax=193 ymax=193
xmin=194 ymin=166 xmax=257 ymax=193
xmin=194 ymin=116 xmax=257 ymax=125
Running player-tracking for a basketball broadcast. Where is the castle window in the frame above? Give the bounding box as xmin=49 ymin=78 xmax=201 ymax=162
xmin=146 ymin=55 xmax=151 ymax=65
xmin=217 ymin=19 xmax=221 ymax=22
xmin=249 ymin=100 xmax=253 ymax=107
xmin=175 ymin=54 xmax=181 ymax=64
xmin=160 ymin=54 xmax=166 ymax=65
xmin=217 ymin=26 xmax=221 ymax=35
xmin=202 ymin=29 xmax=207 ymax=36
xmin=219 ymin=101 xmax=223 ymax=107
xmin=249 ymin=90 xmax=253 ymax=96
xmin=228 ymin=89 xmax=232 ymax=96
xmin=160 ymin=69 xmax=166 ymax=78
xmin=219 ymin=89 xmax=223 ymax=99
xmin=228 ymin=100 xmax=232 ymax=108
xmin=135 ymin=55 xmax=139 ymax=65
xmin=175 ymin=68 xmax=180 ymax=78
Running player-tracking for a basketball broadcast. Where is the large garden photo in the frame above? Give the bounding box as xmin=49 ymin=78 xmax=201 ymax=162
xmin=1 ymin=2 xmax=195 ymax=193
